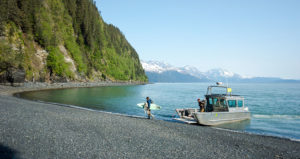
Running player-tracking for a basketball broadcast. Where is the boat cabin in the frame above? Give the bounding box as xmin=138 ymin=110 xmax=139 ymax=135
xmin=204 ymin=85 xmax=245 ymax=112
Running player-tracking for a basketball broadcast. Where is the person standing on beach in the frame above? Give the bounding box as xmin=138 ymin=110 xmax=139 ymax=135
xmin=146 ymin=97 xmax=153 ymax=119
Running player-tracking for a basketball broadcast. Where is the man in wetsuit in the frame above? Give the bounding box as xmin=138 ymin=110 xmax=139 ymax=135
xmin=146 ymin=97 xmax=152 ymax=119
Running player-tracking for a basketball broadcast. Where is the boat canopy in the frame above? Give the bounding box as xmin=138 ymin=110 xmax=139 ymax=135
xmin=206 ymin=85 xmax=234 ymax=96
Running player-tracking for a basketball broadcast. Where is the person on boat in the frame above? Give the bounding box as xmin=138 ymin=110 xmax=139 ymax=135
xmin=146 ymin=97 xmax=154 ymax=119
xmin=198 ymin=98 xmax=205 ymax=112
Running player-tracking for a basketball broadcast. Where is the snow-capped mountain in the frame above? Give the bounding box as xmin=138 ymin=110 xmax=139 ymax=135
xmin=141 ymin=60 xmax=177 ymax=73
xmin=204 ymin=68 xmax=242 ymax=81
xmin=141 ymin=60 xmax=241 ymax=82
xmin=141 ymin=61 xmax=208 ymax=82
xmin=142 ymin=60 xmax=299 ymax=83
xmin=178 ymin=65 xmax=204 ymax=76
xmin=142 ymin=61 xmax=207 ymax=77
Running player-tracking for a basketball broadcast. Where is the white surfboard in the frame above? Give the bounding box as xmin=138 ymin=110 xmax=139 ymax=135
xmin=137 ymin=103 xmax=161 ymax=110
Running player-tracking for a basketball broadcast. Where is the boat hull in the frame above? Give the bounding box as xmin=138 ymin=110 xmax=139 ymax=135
xmin=193 ymin=111 xmax=251 ymax=126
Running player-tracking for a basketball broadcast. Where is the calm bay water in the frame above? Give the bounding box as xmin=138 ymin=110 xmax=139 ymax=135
xmin=19 ymin=83 xmax=300 ymax=140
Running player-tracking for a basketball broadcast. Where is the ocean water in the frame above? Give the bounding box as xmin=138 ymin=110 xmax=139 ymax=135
xmin=19 ymin=83 xmax=300 ymax=140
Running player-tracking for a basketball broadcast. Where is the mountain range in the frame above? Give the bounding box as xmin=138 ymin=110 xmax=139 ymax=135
xmin=141 ymin=61 xmax=299 ymax=83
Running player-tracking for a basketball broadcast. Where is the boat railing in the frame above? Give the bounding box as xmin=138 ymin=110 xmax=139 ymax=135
xmin=206 ymin=85 xmax=232 ymax=96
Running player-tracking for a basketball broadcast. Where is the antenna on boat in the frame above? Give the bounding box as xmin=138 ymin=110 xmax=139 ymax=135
xmin=225 ymin=78 xmax=231 ymax=96
xmin=226 ymin=78 xmax=229 ymax=87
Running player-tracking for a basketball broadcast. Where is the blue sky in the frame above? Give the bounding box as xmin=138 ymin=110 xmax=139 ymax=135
xmin=96 ymin=0 xmax=300 ymax=79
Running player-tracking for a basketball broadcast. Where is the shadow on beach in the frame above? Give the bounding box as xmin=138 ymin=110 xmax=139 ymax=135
xmin=0 ymin=143 xmax=19 ymax=159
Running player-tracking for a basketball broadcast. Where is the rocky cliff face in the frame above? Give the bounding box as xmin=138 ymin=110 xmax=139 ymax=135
xmin=0 ymin=0 xmax=147 ymax=85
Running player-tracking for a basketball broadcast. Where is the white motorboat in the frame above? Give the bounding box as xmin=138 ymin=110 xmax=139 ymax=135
xmin=174 ymin=83 xmax=251 ymax=125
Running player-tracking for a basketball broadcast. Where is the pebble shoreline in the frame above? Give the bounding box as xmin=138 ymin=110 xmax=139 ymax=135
xmin=0 ymin=81 xmax=146 ymax=96
xmin=0 ymin=83 xmax=300 ymax=158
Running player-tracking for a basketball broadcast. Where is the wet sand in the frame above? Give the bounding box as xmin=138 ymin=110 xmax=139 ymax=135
xmin=0 ymin=84 xmax=299 ymax=158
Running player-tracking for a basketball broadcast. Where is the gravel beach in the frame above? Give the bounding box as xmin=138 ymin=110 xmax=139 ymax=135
xmin=0 ymin=84 xmax=300 ymax=158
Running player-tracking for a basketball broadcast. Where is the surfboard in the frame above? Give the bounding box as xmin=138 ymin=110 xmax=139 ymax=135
xmin=137 ymin=103 xmax=161 ymax=110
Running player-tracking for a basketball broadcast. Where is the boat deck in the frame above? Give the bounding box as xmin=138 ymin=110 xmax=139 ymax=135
xmin=173 ymin=118 xmax=198 ymax=124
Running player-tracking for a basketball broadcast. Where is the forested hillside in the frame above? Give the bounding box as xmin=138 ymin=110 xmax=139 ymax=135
xmin=0 ymin=0 xmax=147 ymax=83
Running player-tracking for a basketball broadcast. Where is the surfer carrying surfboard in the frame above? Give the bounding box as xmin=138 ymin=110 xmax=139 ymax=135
xmin=136 ymin=100 xmax=161 ymax=119
xmin=146 ymin=97 xmax=154 ymax=119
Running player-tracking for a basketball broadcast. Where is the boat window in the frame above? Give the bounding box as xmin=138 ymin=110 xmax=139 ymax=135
xmin=208 ymin=98 xmax=212 ymax=105
xmin=238 ymin=100 xmax=243 ymax=107
xmin=213 ymin=98 xmax=219 ymax=107
xmin=228 ymin=100 xmax=236 ymax=107
xmin=220 ymin=98 xmax=227 ymax=107
xmin=206 ymin=97 xmax=213 ymax=112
